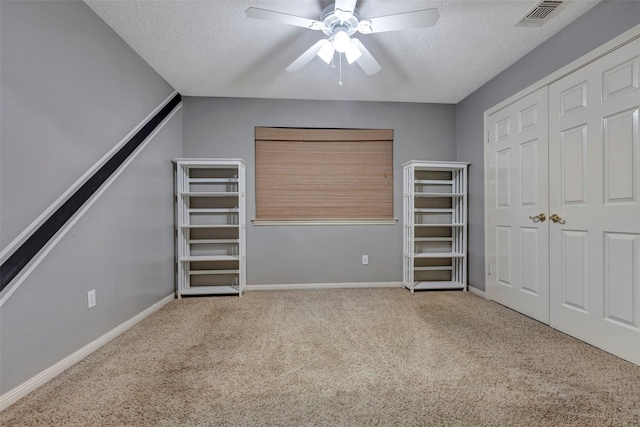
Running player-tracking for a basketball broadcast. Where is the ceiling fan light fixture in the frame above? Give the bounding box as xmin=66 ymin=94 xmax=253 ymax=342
xmin=345 ymin=41 xmax=362 ymax=64
xmin=333 ymin=30 xmax=351 ymax=53
xmin=317 ymin=41 xmax=335 ymax=64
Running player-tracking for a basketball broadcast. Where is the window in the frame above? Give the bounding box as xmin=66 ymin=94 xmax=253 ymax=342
xmin=255 ymin=127 xmax=394 ymax=224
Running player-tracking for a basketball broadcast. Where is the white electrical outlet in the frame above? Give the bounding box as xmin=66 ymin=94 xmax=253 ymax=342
xmin=362 ymin=255 xmax=369 ymax=265
xmin=88 ymin=290 xmax=96 ymax=308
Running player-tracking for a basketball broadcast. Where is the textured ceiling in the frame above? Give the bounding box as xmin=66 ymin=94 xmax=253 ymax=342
xmin=85 ymin=0 xmax=599 ymax=103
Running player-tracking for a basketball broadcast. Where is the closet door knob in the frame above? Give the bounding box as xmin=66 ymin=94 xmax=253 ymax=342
xmin=529 ymin=213 xmax=546 ymax=223
xmin=550 ymin=213 xmax=565 ymax=224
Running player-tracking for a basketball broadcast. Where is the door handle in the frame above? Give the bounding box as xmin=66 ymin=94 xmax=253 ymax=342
xmin=550 ymin=213 xmax=565 ymax=224
xmin=529 ymin=213 xmax=546 ymax=223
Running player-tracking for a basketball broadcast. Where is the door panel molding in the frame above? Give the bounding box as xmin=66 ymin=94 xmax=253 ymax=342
xmin=485 ymin=26 xmax=640 ymax=302
xmin=485 ymin=25 xmax=640 ymax=365
xmin=486 ymin=86 xmax=550 ymax=324
xmin=549 ymin=37 xmax=640 ymax=365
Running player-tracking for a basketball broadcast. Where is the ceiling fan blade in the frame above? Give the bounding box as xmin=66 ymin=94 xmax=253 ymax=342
xmin=351 ymin=39 xmax=381 ymax=76
xmin=245 ymin=8 xmax=323 ymax=30
xmin=363 ymin=8 xmax=439 ymax=33
xmin=286 ymin=40 xmax=329 ymax=72
xmin=334 ymin=0 xmax=357 ymax=13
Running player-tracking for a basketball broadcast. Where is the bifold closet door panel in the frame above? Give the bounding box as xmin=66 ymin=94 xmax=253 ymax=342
xmin=549 ymin=37 xmax=640 ymax=365
xmin=486 ymin=86 xmax=550 ymax=324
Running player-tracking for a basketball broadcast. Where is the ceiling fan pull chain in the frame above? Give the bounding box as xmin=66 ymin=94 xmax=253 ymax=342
xmin=339 ymin=53 xmax=343 ymax=86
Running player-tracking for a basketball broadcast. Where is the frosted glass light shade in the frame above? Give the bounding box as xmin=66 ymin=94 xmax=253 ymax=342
xmin=333 ymin=30 xmax=351 ymax=53
xmin=345 ymin=41 xmax=362 ymax=64
xmin=317 ymin=41 xmax=335 ymax=64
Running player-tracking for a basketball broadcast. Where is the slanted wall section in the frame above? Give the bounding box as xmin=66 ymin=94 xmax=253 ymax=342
xmin=0 ymin=1 xmax=181 ymax=395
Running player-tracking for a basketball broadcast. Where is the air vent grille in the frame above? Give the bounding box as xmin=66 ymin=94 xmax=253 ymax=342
xmin=515 ymin=1 xmax=563 ymax=27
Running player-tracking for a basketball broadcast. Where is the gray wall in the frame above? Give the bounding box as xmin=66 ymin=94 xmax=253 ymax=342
xmin=183 ymin=97 xmax=456 ymax=285
xmin=0 ymin=1 xmax=180 ymax=393
xmin=456 ymin=0 xmax=640 ymax=291
xmin=0 ymin=0 xmax=174 ymax=248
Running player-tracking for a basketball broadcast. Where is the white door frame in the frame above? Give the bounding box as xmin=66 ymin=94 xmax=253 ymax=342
xmin=483 ymin=24 xmax=640 ymax=301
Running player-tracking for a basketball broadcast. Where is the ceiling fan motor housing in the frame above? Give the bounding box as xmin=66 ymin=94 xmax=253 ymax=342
xmin=321 ymin=4 xmax=360 ymax=36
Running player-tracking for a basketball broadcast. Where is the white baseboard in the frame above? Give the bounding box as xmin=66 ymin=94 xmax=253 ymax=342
xmin=246 ymin=282 xmax=403 ymax=291
xmin=468 ymin=285 xmax=486 ymax=299
xmin=0 ymin=293 xmax=175 ymax=411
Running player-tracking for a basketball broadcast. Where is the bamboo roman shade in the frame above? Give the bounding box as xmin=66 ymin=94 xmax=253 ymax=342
xmin=255 ymin=127 xmax=393 ymax=221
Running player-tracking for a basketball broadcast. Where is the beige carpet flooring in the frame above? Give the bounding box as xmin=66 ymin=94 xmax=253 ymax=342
xmin=2 ymin=288 xmax=639 ymax=426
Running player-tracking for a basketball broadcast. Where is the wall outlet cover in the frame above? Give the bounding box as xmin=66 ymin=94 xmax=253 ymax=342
xmin=88 ymin=290 xmax=96 ymax=308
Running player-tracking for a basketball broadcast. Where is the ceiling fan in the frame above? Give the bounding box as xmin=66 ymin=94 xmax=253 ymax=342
xmin=246 ymin=0 xmax=439 ymax=77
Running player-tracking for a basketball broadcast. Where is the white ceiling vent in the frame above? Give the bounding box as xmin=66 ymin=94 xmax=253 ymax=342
xmin=514 ymin=1 xmax=564 ymax=27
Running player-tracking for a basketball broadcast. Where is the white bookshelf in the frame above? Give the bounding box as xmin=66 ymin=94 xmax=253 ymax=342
xmin=403 ymin=161 xmax=469 ymax=293
xmin=174 ymin=159 xmax=246 ymax=297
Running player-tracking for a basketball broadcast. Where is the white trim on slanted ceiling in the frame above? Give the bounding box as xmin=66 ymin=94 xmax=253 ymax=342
xmin=246 ymin=282 xmax=403 ymax=291
xmin=0 ymin=94 xmax=181 ymax=307
xmin=483 ymin=24 xmax=640 ymax=301
xmin=0 ymin=294 xmax=175 ymax=411
xmin=0 ymin=91 xmax=179 ymax=264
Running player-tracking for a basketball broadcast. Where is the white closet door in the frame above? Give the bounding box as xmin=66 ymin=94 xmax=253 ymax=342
xmin=487 ymin=87 xmax=550 ymax=323
xmin=549 ymin=37 xmax=640 ymax=365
